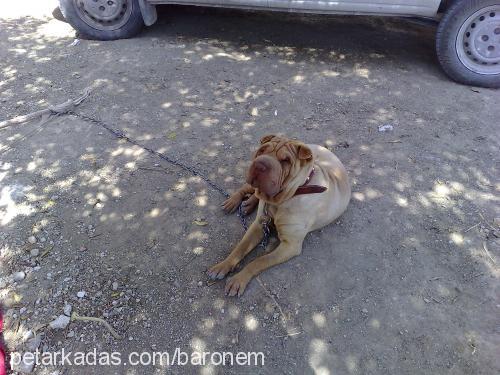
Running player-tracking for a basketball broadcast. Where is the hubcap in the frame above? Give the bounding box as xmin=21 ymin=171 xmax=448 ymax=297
xmin=457 ymin=6 xmax=500 ymax=75
xmin=74 ymin=0 xmax=132 ymax=31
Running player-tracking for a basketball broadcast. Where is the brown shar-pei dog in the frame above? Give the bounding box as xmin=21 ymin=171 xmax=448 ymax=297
xmin=207 ymin=135 xmax=351 ymax=296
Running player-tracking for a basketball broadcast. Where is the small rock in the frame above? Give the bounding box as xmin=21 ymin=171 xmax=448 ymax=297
xmin=25 ymin=335 xmax=42 ymax=351
xmin=11 ymin=354 xmax=35 ymax=373
xmin=111 ymin=282 xmax=119 ymax=291
xmin=13 ymin=271 xmax=26 ymax=282
xmin=197 ymin=281 xmax=203 ymax=287
xmin=362 ymin=308 xmax=368 ymax=314
xmin=23 ymin=330 xmax=34 ymax=341
xmin=66 ymin=330 xmax=75 ymax=338
xmin=77 ymin=291 xmax=86 ymax=298
xmin=49 ymin=315 xmax=71 ymax=330
xmin=493 ymin=217 xmax=500 ymax=227
xmin=30 ymin=248 xmax=40 ymax=257
xmin=27 ymin=236 xmax=37 ymax=244
xmin=63 ymin=303 xmax=72 ymax=316
xmin=378 ymin=124 xmax=394 ymax=132
xmin=20 ymin=307 xmax=27 ymax=314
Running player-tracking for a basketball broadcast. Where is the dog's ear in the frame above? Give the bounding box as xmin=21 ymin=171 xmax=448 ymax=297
xmin=297 ymin=144 xmax=313 ymax=160
xmin=260 ymin=134 xmax=276 ymax=144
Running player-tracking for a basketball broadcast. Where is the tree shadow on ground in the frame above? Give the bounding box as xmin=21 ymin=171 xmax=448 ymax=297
xmin=1 ymin=6 xmax=499 ymax=375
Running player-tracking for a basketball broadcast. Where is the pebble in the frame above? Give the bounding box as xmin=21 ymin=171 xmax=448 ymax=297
xmin=64 ymin=303 xmax=72 ymax=316
xmin=77 ymin=291 xmax=86 ymax=298
xmin=112 ymin=282 xmax=119 ymax=291
xmin=30 ymin=248 xmax=40 ymax=257
xmin=378 ymin=124 xmax=394 ymax=132
xmin=197 ymin=281 xmax=203 ymax=287
xmin=49 ymin=315 xmax=71 ymax=330
xmin=13 ymin=271 xmax=26 ymax=282
xmin=362 ymin=308 xmax=369 ymax=314
xmin=11 ymin=354 xmax=35 ymax=373
xmin=23 ymin=330 xmax=34 ymax=341
xmin=493 ymin=217 xmax=500 ymax=227
xmin=67 ymin=330 xmax=75 ymax=338
xmin=26 ymin=335 xmax=42 ymax=351
xmin=27 ymin=236 xmax=37 ymax=244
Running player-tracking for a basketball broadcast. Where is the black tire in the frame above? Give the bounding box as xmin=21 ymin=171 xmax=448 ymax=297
xmin=436 ymin=0 xmax=500 ymax=88
xmin=59 ymin=0 xmax=144 ymax=40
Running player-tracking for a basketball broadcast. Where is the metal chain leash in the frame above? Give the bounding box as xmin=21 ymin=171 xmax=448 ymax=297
xmin=66 ymin=110 xmax=250 ymax=231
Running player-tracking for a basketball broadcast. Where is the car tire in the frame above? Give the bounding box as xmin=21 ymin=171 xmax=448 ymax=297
xmin=59 ymin=0 xmax=144 ymax=40
xmin=436 ymin=0 xmax=500 ymax=88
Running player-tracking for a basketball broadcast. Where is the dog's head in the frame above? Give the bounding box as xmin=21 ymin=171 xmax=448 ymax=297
xmin=246 ymin=135 xmax=313 ymax=200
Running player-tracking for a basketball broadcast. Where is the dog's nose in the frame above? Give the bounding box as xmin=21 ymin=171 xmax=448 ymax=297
xmin=246 ymin=159 xmax=267 ymax=186
xmin=254 ymin=159 xmax=268 ymax=172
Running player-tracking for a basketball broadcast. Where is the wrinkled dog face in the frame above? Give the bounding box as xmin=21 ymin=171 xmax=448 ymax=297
xmin=246 ymin=135 xmax=313 ymax=199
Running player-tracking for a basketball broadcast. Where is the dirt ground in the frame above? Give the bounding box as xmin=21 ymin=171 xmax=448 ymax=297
xmin=1 ymin=1 xmax=499 ymax=374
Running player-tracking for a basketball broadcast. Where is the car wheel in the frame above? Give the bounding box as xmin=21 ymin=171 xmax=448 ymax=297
xmin=59 ymin=0 xmax=144 ymax=40
xmin=436 ymin=0 xmax=500 ymax=88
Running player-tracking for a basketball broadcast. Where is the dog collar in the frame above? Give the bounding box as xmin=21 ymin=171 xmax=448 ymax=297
xmin=293 ymin=167 xmax=327 ymax=196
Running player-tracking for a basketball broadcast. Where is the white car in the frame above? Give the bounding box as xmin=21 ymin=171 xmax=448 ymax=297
xmin=59 ymin=0 xmax=500 ymax=88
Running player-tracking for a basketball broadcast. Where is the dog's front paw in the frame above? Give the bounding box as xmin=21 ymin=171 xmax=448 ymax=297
xmin=242 ymin=195 xmax=259 ymax=215
xmin=207 ymin=260 xmax=234 ymax=280
xmin=225 ymin=271 xmax=251 ymax=297
xmin=222 ymin=194 xmax=242 ymax=213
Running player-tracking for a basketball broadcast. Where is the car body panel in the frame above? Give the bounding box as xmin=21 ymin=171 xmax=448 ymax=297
xmin=146 ymin=0 xmax=442 ymax=17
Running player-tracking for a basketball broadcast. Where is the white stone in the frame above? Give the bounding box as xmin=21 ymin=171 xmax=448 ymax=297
xmin=11 ymin=354 xmax=35 ymax=373
xmin=30 ymin=248 xmax=40 ymax=257
xmin=27 ymin=236 xmax=37 ymax=244
xmin=13 ymin=271 xmax=26 ymax=282
xmin=25 ymin=334 xmax=42 ymax=351
xmin=64 ymin=303 xmax=72 ymax=316
xmin=49 ymin=315 xmax=71 ymax=330
xmin=77 ymin=291 xmax=86 ymax=298
xmin=23 ymin=330 xmax=34 ymax=341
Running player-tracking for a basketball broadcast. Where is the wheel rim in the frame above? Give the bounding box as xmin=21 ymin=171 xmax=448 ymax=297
xmin=73 ymin=0 xmax=133 ymax=31
xmin=456 ymin=5 xmax=500 ymax=75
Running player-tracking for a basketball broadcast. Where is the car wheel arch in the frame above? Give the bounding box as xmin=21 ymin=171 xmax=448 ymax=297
xmin=138 ymin=0 xmax=157 ymax=26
